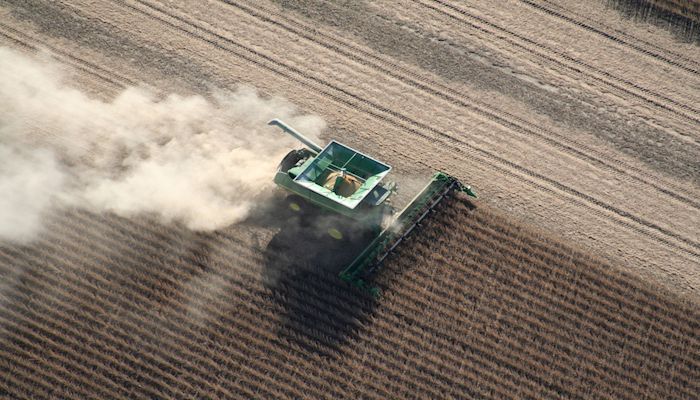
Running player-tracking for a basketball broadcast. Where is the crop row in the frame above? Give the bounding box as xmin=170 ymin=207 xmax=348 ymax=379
xmin=1 ymin=195 xmax=698 ymax=399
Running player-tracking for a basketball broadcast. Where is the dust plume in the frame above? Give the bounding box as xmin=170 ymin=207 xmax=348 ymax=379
xmin=0 ymin=47 xmax=325 ymax=242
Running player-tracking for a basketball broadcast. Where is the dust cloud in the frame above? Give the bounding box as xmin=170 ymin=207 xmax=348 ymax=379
xmin=0 ymin=47 xmax=325 ymax=243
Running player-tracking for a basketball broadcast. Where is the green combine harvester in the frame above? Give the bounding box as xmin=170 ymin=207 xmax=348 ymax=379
xmin=269 ymin=119 xmax=476 ymax=295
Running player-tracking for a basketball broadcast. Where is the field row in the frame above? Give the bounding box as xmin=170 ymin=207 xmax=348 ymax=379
xmin=1 ymin=194 xmax=697 ymax=399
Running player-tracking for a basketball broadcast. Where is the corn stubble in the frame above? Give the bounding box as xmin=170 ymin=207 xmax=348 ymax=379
xmin=0 ymin=196 xmax=698 ymax=399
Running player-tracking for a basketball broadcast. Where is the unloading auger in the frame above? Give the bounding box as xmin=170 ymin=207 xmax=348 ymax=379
xmin=268 ymin=119 xmax=476 ymax=295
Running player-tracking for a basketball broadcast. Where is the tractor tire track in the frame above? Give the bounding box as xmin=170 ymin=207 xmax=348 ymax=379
xmin=418 ymin=0 xmax=700 ymax=126
xmin=0 ymin=22 xmax=134 ymax=89
xmin=520 ymin=0 xmax=700 ymax=75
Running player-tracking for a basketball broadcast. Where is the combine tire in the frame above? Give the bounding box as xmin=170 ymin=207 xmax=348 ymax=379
xmin=327 ymin=228 xmax=344 ymax=240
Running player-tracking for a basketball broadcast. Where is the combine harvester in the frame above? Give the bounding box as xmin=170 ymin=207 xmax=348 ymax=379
xmin=269 ymin=119 xmax=476 ymax=295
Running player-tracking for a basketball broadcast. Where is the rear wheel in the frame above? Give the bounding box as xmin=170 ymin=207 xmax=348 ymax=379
xmin=284 ymin=195 xmax=307 ymax=215
xmin=327 ymin=227 xmax=344 ymax=240
xmin=283 ymin=195 xmax=322 ymax=229
xmin=288 ymin=199 xmax=303 ymax=213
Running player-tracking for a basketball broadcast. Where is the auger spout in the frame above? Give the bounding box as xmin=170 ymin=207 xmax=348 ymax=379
xmin=268 ymin=118 xmax=323 ymax=154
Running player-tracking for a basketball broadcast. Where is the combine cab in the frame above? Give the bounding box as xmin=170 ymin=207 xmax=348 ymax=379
xmin=269 ymin=119 xmax=476 ymax=295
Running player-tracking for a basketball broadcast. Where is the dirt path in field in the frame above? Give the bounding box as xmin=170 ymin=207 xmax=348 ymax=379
xmin=0 ymin=0 xmax=698 ymax=298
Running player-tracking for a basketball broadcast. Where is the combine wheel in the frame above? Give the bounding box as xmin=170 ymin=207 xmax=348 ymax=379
xmin=283 ymin=195 xmax=312 ymax=224
xmin=288 ymin=201 xmax=302 ymax=213
xmin=327 ymin=227 xmax=344 ymax=240
xmin=285 ymin=195 xmax=306 ymax=214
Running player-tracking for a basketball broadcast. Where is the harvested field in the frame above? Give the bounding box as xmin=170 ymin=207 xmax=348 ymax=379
xmin=2 ymin=0 xmax=699 ymax=297
xmin=1 ymin=0 xmax=700 ymax=398
xmin=1 ymin=195 xmax=698 ymax=399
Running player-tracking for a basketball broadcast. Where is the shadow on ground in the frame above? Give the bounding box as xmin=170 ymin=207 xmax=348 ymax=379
xmin=607 ymin=0 xmax=700 ymax=43
xmin=247 ymin=194 xmax=379 ymax=356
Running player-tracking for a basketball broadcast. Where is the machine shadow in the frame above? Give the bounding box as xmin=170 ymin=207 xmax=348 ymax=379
xmin=252 ymin=195 xmax=379 ymax=357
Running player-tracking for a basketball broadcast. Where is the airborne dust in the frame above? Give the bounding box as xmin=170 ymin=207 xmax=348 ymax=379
xmin=0 ymin=47 xmax=325 ymax=243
